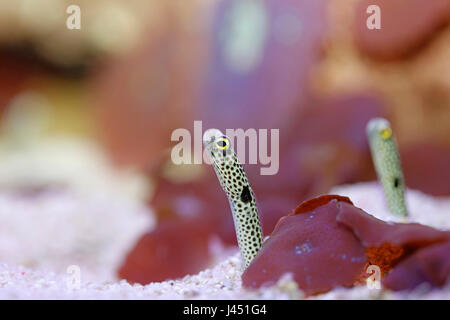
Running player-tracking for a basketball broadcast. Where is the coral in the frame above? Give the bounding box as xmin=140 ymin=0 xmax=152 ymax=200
xmin=118 ymin=218 xmax=213 ymax=284
xmin=242 ymin=196 xmax=367 ymax=295
xmin=382 ymin=241 xmax=450 ymax=291
xmin=242 ymin=194 xmax=450 ymax=295
xmin=336 ymin=202 xmax=450 ymax=249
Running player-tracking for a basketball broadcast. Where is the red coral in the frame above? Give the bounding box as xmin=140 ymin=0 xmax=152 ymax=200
xmin=338 ymin=202 xmax=450 ymax=291
xmin=242 ymin=195 xmax=450 ymax=295
xmin=242 ymin=197 xmax=367 ymax=295
xmin=118 ymin=219 xmax=213 ymax=284
xmin=364 ymin=243 xmax=404 ymax=276
xmin=382 ymin=241 xmax=450 ymax=291
xmin=336 ymin=203 xmax=450 ymax=249
xmin=291 ymin=195 xmax=353 ymax=215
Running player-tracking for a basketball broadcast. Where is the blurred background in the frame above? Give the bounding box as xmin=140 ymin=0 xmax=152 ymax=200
xmin=0 ymin=0 xmax=449 ymax=285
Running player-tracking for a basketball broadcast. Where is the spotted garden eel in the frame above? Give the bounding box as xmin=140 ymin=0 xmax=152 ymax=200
xmin=366 ymin=118 xmax=408 ymax=217
xmin=203 ymin=129 xmax=263 ymax=269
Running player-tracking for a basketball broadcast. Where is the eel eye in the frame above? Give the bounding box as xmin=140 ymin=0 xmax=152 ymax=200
xmin=380 ymin=128 xmax=392 ymax=140
xmin=216 ymin=137 xmax=230 ymax=150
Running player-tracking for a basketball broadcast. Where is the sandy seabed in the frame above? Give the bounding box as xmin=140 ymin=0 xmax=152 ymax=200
xmin=0 ymin=182 xmax=449 ymax=300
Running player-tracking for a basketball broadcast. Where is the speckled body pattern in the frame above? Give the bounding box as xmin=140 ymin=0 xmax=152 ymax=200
xmin=203 ymin=129 xmax=263 ymax=269
xmin=366 ymin=118 xmax=408 ymax=217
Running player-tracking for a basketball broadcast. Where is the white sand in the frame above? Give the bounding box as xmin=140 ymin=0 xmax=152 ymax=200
xmin=0 ymin=182 xmax=449 ymax=299
xmin=0 ymin=133 xmax=154 ymax=284
xmin=0 ymin=189 xmax=153 ymax=282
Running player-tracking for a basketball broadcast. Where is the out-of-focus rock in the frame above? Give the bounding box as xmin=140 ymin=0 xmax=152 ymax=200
xmin=196 ymin=0 xmax=327 ymax=134
xmin=313 ymin=0 xmax=450 ymax=195
xmin=0 ymin=53 xmax=34 ymax=115
xmin=354 ymin=0 xmax=450 ymax=60
xmin=93 ymin=1 xmax=209 ymax=169
xmin=0 ymin=0 xmax=157 ymax=68
xmin=118 ymin=218 xmax=213 ymax=284
xmin=401 ymin=143 xmax=450 ymax=196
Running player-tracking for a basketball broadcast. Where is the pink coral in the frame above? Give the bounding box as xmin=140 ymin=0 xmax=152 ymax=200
xmin=242 ymin=195 xmax=450 ymax=295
